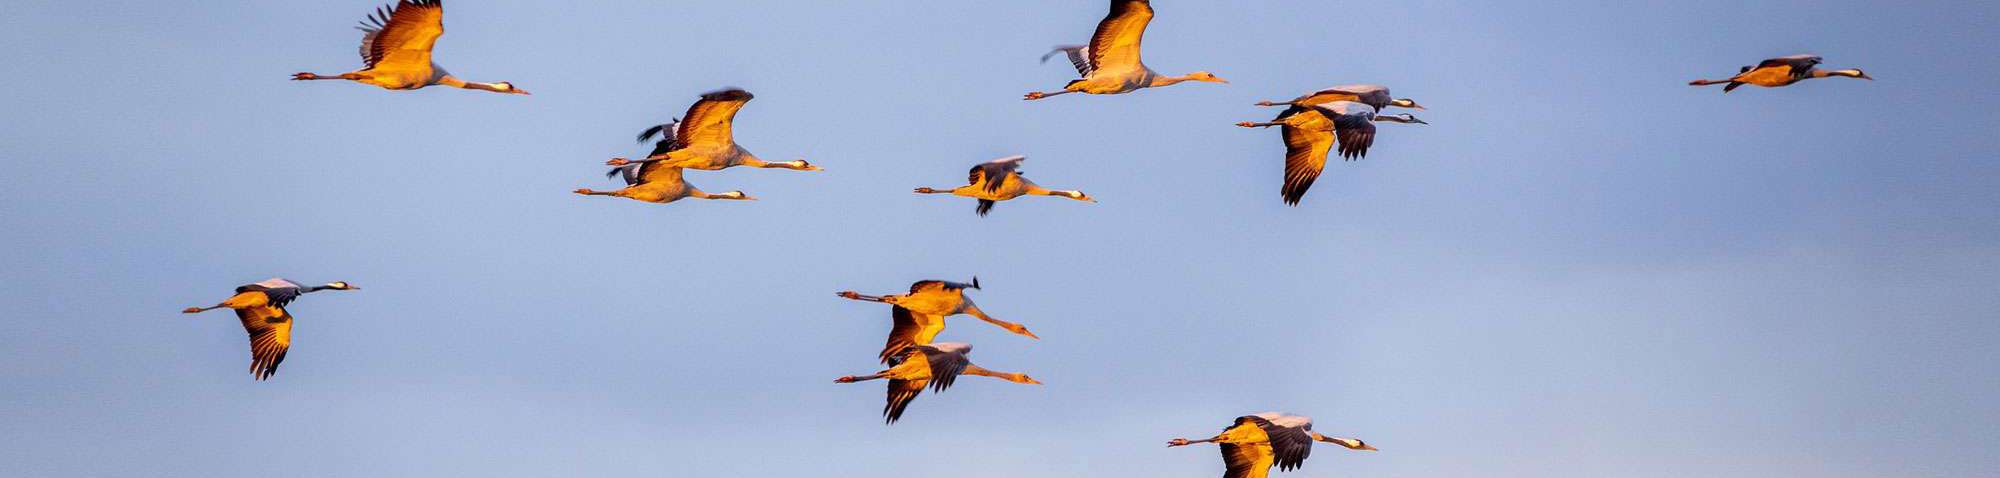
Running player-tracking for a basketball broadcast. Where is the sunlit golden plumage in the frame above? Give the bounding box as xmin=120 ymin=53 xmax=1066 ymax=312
xmin=1169 ymin=413 xmax=1376 ymax=478
xmin=833 ymin=343 xmax=1041 ymax=424
xmin=1026 ymin=0 xmax=1225 ymax=100
xmin=837 ymin=278 xmax=1039 ymax=364
xmin=1689 ymin=54 xmax=1871 ymax=92
xmin=604 ymin=89 xmax=818 ymax=173
xmin=1238 ymin=102 xmax=1425 ymax=205
xmin=180 ymin=278 xmax=357 ymax=380
xmin=291 ymin=1 xmax=528 ymax=94
xmin=914 ymin=156 xmax=1094 ymax=216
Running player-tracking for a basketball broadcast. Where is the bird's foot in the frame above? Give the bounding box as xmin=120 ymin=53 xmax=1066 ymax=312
xmin=573 ymin=188 xmax=595 ymax=195
xmin=834 ymin=376 xmax=859 ymax=383
xmin=606 ymin=158 xmax=631 ymax=166
xmin=1167 ymin=438 xmax=1191 ymax=447
xmin=291 ymin=72 xmax=317 ymax=81
xmin=1023 ymin=92 xmax=1047 ymax=100
xmin=181 ymin=307 xmax=204 ymax=314
xmin=1235 ymin=121 xmax=1258 ymax=128
xmin=836 ymin=291 xmax=862 ymax=300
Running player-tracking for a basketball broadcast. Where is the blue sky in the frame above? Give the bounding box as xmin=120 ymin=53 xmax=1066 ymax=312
xmin=2 ymin=1 xmax=1996 ymax=476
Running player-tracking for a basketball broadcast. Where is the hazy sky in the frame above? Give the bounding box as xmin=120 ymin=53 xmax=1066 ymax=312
xmin=3 ymin=1 xmax=1996 ymax=476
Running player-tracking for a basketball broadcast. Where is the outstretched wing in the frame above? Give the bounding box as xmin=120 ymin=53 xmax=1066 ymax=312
xmin=1042 ymin=45 xmax=1093 ymax=77
xmin=883 ymin=377 xmax=928 ymax=424
xmin=676 ymin=89 xmax=753 ymax=148
xmin=236 ymin=278 xmax=306 ymax=308
xmin=920 ymin=345 xmax=972 ymax=393
xmin=1221 ymin=442 xmax=1275 ymax=478
xmin=970 ymin=155 xmax=1026 ymax=194
xmin=1258 ymin=421 xmax=1316 ymax=471
xmin=356 ymin=0 xmax=444 ymax=71
xmin=975 ymin=199 xmax=997 ymax=217
xmin=1294 ymin=84 xmax=1388 ymax=109
xmin=879 ymin=306 xmax=944 ymax=365
xmin=1277 ymin=108 xmax=1336 ymax=206
xmin=637 ymin=120 xmax=682 ymax=157
xmin=910 ymin=279 xmax=978 ymax=293
xmin=1220 ymin=416 xmax=1278 ymax=478
xmin=233 ymin=305 xmax=294 ymax=381
xmin=1311 ymin=102 xmax=1378 ymax=160
xmin=1758 ymin=54 xmax=1822 ymax=71
xmin=1088 ymin=0 xmax=1154 ymax=71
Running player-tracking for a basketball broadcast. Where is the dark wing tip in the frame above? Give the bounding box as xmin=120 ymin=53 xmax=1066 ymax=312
xmin=701 ymin=88 xmax=753 ymax=102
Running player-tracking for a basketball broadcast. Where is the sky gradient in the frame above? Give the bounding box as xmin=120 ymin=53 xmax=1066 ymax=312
xmin=2 ymin=1 xmax=1997 ymax=476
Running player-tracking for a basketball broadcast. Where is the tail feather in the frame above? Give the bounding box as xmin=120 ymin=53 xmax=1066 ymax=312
xmin=1722 ymin=82 xmax=1744 ymax=93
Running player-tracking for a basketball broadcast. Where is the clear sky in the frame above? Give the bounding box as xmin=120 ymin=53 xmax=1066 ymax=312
xmin=2 ymin=1 xmax=1996 ymax=476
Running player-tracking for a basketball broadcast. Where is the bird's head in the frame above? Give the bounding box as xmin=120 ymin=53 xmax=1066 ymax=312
xmin=787 ymin=159 xmax=822 ymax=171
xmin=323 ymin=281 xmax=359 ymax=290
xmin=1322 ymin=436 xmax=1376 ymax=451
xmin=1379 ymin=113 xmax=1428 ymax=125
xmin=1837 ymin=69 xmax=1872 ymax=80
xmin=720 ymin=191 xmax=756 ymax=201
xmin=1008 ymin=373 xmax=1043 ymax=385
xmin=493 ymin=82 xmax=530 ymax=95
xmin=1391 ymin=98 xmax=1426 ymax=110
xmin=1187 ymin=71 xmax=1228 ymax=84
xmin=1062 ymin=190 xmax=1097 ymax=203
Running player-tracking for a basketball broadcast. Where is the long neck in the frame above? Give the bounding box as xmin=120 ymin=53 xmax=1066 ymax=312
xmin=438 ymin=75 xmax=509 ymax=93
xmin=1031 ymin=187 xmax=1086 ymax=201
xmin=962 ymin=364 xmax=1033 ymax=384
xmin=1149 ymin=75 xmax=1194 ymax=87
xmin=1811 ymin=69 xmax=1863 ymax=79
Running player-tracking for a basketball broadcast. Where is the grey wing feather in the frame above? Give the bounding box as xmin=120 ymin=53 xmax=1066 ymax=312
xmin=922 ymin=346 xmax=972 ymax=393
xmin=238 ymin=279 xmax=307 ymax=308
xmin=1258 ymin=421 xmax=1316 ymax=471
xmin=1042 ymin=45 xmax=1092 ymax=77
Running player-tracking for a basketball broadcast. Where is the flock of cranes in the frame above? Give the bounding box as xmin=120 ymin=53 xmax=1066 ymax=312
xmin=169 ymin=0 xmax=1873 ymax=476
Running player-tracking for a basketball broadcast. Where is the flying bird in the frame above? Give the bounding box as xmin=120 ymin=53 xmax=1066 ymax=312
xmin=837 ymin=278 xmax=1038 ymax=364
xmin=914 ymin=156 xmax=1094 ymax=216
xmin=292 ymin=0 xmax=529 ymax=95
xmin=1237 ymin=102 xmax=1425 ymax=205
xmin=834 ymin=343 xmax=1041 ymax=424
xmin=1253 ymin=84 xmax=1423 ymax=111
xmin=604 ymin=89 xmax=819 ymax=172
xmin=181 ymin=278 xmax=359 ymax=380
xmin=1026 ymin=0 xmax=1226 ymax=100
xmin=1168 ymin=413 xmax=1376 ymax=478
xmin=1689 ymin=54 xmax=1871 ymax=92
xmin=576 ymin=119 xmax=757 ymax=204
